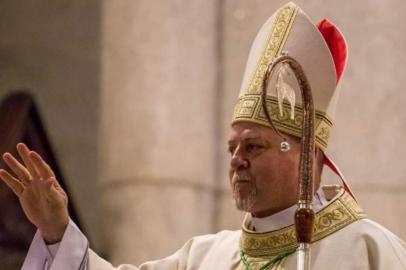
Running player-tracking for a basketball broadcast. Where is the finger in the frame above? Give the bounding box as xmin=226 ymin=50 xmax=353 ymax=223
xmin=2 ymin=153 xmax=32 ymax=183
xmin=48 ymin=176 xmax=65 ymax=195
xmin=29 ymin=151 xmax=55 ymax=180
xmin=42 ymin=178 xmax=54 ymax=194
xmin=50 ymin=177 xmax=67 ymax=198
xmin=41 ymin=178 xmax=67 ymax=204
xmin=45 ymin=177 xmax=66 ymax=196
xmin=17 ymin=143 xmax=40 ymax=179
xmin=0 ymin=169 xmax=24 ymax=196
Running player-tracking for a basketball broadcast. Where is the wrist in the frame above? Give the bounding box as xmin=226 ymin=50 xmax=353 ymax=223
xmin=41 ymin=220 xmax=69 ymax=244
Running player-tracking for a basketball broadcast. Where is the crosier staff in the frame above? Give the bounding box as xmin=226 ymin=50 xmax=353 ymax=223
xmin=261 ymin=53 xmax=315 ymax=270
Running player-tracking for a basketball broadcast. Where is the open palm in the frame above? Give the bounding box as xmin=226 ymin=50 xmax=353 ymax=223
xmin=0 ymin=143 xmax=69 ymax=244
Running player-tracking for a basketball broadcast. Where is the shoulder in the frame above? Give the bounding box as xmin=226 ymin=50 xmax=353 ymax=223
xmin=326 ymin=217 xmax=405 ymax=250
xmin=332 ymin=218 xmax=406 ymax=268
xmin=310 ymin=218 xmax=406 ymax=269
xmin=186 ymin=229 xmax=241 ymax=250
xmin=168 ymin=230 xmax=241 ymax=268
xmin=179 ymin=230 xmax=241 ymax=258
xmin=347 ymin=218 xmax=405 ymax=246
xmin=140 ymin=230 xmax=241 ymax=269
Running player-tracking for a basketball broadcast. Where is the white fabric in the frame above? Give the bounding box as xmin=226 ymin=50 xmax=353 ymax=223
xmin=21 ymin=229 xmax=54 ymax=270
xmin=22 ymin=219 xmax=88 ymax=270
xmin=22 ymin=213 xmax=406 ymax=269
xmin=252 ymin=189 xmax=326 ymax=233
xmin=47 ymin=242 xmax=60 ymax=259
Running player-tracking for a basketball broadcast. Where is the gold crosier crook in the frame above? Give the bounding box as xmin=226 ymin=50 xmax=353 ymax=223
xmin=261 ymin=53 xmax=315 ymax=270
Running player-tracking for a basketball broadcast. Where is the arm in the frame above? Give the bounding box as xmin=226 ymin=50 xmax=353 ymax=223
xmin=0 ymin=143 xmax=188 ymax=270
xmin=22 ymin=220 xmax=89 ymax=270
xmin=23 ymin=219 xmax=192 ymax=270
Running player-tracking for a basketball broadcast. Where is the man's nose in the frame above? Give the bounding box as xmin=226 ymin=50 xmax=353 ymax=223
xmin=230 ymin=149 xmax=249 ymax=170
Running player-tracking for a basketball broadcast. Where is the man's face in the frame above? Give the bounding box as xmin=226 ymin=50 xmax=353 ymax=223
xmin=227 ymin=122 xmax=301 ymax=217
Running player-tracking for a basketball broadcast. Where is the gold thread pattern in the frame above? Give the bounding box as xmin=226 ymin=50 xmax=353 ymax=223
xmin=231 ymin=2 xmax=333 ymax=151
xmin=246 ymin=3 xmax=299 ymax=94
xmin=233 ymin=95 xmax=332 ymax=151
xmin=239 ymin=189 xmax=366 ymax=258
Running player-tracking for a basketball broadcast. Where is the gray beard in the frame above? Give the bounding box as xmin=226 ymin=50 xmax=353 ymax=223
xmin=232 ymin=182 xmax=257 ymax=212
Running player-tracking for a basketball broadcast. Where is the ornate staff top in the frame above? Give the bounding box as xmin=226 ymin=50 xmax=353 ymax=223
xmin=261 ymin=54 xmax=315 ymax=270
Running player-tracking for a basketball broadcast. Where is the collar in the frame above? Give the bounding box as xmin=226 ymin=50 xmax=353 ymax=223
xmin=251 ymin=189 xmax=328 ymax=233
xmin=240 ymin=186 xmax=366 ymax=257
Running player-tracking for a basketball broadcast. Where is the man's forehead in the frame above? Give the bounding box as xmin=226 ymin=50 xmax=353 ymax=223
xmin=228 ymin=122 xmax=270 ymax=141
xmin=228 ymin=122 xmax=299 ymax=143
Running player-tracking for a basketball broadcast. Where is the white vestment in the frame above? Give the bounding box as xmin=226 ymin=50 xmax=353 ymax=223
xmin=22 ymin=187 xmax=406 ymax=270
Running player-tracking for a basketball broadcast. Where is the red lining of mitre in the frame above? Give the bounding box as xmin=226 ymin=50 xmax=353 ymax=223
xmin=316 ymin=19 xmax=347 ymax=83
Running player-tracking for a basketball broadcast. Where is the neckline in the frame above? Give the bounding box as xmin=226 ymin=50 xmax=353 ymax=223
xmin=240 ymin=187 xmax=366 ymax=257
xmin=250 ymin=189 xmax=327 ymax=233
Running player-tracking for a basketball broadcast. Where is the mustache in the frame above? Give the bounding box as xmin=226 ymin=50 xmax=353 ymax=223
xmin=232 ymin=174 xmax=252 ymax=184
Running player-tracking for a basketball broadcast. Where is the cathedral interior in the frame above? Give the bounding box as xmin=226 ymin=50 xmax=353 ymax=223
xmin=0 ymin=0 xmax=405 ymax=269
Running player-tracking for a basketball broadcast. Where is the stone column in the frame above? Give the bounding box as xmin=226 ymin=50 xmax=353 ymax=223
xmin=99 ymin=0 xmax=219 ymax=265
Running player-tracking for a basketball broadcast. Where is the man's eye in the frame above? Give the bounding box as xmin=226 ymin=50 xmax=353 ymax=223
xmin=228 ymin=146 xmax=235 ymax=155
xmin=246 ymin=144 xmax=263 ymax=151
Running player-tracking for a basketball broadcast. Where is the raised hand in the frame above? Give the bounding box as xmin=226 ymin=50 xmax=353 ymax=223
xmin=0 ymin=143 xmax=69 ymax=244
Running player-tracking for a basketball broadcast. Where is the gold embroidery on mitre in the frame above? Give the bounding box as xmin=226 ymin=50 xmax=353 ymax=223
xmin=239 ymin=189 xmax=366 ymax=258
xmin=233 ymin=96 xmax=333 ymax=151
xmin=231 ymin=2 xmax=333 ymax=151
xmin=246 ymin=3 xmax=299 ymax=95
xmin=234 ymin=4 xmax=345 ymax=266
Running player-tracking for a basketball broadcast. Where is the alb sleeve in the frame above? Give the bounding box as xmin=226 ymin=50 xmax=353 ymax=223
xmin=22 ymin=219 xmax=88 ymax=270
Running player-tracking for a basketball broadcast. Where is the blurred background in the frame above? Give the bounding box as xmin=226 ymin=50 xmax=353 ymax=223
xmin=0 ymin=0 xmax=405 ymax=268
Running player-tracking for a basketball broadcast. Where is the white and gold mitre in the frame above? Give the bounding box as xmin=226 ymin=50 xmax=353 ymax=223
xmin=231 ymin=2 xmax=347 ymax=151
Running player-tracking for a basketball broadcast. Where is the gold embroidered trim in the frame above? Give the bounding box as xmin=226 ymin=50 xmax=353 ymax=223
xmin=232 ymin=95 xmax=332 ymax=151
xmin=246 ymin=2 xmax=298 ymax=94
xmin=239 ymin=189 xmax=366 ymax=257
xmin=231 ymin=2 xmax=332 ymax=151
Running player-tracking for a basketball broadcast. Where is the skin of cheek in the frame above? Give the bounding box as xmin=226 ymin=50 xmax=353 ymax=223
xmin=227 ymin=122 xmax=317 ymax=215
xmin=251 ymin=147 xmax=301 ymax=213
